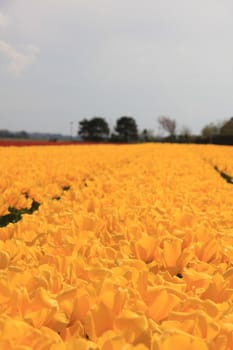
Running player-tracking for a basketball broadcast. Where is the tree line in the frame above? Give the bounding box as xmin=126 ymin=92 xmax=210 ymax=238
xmin=77 ymin=115 xmax=233 ymax=144
xmin=1 ymin=116 xmax=233 ymax=145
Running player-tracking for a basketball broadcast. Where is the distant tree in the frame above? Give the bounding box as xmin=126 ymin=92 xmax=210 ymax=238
xmin=158 ymin=116 xmax=176 ymax=138
xmin=16 ymin=130 xmax=29 ymax=139
xmin=0 ymin=129 xmax=29 ymax=139
xmin=78 ymin=117 xmax=110 ymax=141
xmin=88 ymin=117 xmax=110 ymax=141
xmin=0 ymin=129 xmax=12 ymax=138
xmin=140 ymin=129 xmax=155 ymax=142
xmin=220 ymin=117 xmax=233 ymax=136
xmin=178 ymin=126 xmax=192 ymax=142
xmin=114 ymin=116 xmax=138 ymax=142
xmin=78 ymin=119 xmax=89 ymax=140
xmin=201 ymin=122 xmax=220 ymax=138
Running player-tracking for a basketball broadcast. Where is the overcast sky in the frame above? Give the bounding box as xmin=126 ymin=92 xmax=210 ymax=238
xmin=0 ymin=0 xmax=233 ymax=135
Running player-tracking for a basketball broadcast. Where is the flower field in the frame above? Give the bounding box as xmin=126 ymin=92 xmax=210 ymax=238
xmin=0 ymin=143 xmax=233 ymax=349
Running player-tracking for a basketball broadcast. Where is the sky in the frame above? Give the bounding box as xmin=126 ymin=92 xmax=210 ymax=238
xmin=0 ymin=0 xmax=233 ymax=136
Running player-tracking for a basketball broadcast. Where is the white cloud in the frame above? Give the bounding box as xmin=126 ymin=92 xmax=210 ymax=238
xmin=0 ymin=40 xmax=39 ymax=78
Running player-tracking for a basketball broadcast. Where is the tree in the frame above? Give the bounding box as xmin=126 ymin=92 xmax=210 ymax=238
xmin=78 ymin=117 xmax=110 ymax=141
xmin=220 ymin=117 xmax=233 ymax=136
xmin=114 ymin=116 xmax=138 ymax=142
xmin=178 ymin=126 xmax=192 ymax=143
xmin=201 ymin=122 xmax=220 ymax=138
xmin=158 ymin=116 xmax=176 ymax=138
xmin=140 ymin=129 xmax=155 ymax=142
xmin=16 ymin=130 xmax=29 ymax=139
xmin=78 ymin=119 xmax=90 ymax=141
xmin=88 ymin=117 xmax=110 ymax=141
xmin=0 ymin=129 xmax=29 ymax=139
xmin=0 ymin=129 xmax=12 ymax=138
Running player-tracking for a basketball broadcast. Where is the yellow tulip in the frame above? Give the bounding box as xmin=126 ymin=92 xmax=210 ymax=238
xmin=84 ymin=302 xmax=114 ymax=340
